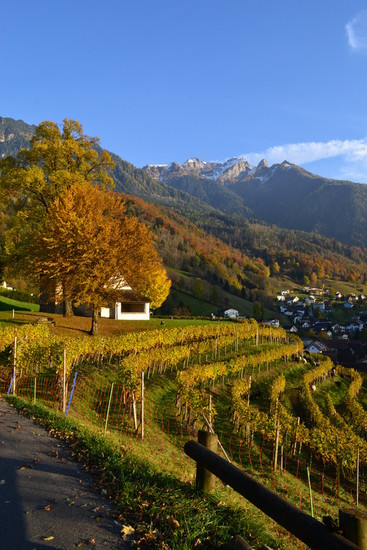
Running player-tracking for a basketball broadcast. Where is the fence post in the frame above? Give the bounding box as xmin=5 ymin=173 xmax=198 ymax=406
xmin=336 ymin=436 xmax=340 ymax=498
xmin=339 ymin=508 xmax=367 ymax=549
xmin=307 ymin=466 xmax=314 ymax=517
xmin=33 ymin=377 xmax=37 ymax=404
xmin=141 ymin=371 xmax=145 ymax=440
xmin=196 ymin=430 xmax=218 ymax=493
xmin=208 ymin=394 xmax=212 ymax=428
xmin=65 ymin=372 xmax=78 ymax=416
xmin=274 ymin=423 xmax=280 ymax=471
xmin=357 ymin=448 xmax=360 ymax=508
xmin=12 ymin=336 xmax=17 ymax=395
xmin=62 ymin=349 xmax=67 ymax=413
xmin=104 ymin=382 xmax=114 ymax=436
xmin=132 ymin=392 xmax=138 ymax=431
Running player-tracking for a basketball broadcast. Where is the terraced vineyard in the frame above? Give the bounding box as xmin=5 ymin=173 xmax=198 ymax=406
xmin=1 ymin=319 xmax=366 ymax=548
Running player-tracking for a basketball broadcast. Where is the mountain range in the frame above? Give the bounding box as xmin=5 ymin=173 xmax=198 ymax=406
xmin=145 ymin=157 xmax=367 ymax=247
xmin=2 ymin=116 xmax=367 ymax=309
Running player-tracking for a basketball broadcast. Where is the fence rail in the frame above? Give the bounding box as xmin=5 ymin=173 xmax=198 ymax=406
xmin=185 ymin=438 xmax=359 ymax=550
xmin=1 ymin=367 xmax=366 ymax=532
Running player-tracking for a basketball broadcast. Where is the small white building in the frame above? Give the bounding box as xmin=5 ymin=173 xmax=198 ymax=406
xmin=100 ymin=281 xmax=150 ymax=321
xmin=224 ymin=308 xmax=239 ymax=319
xmin=101 ymin=295 xmax=150 ymax=321
xmin=42 ymin=278 xmax=150 ymax=320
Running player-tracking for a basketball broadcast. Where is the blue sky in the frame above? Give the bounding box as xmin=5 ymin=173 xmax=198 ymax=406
xmin=2 ymin=1 xmax=367 ymax=182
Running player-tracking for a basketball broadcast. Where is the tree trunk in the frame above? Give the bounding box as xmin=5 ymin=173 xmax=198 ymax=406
xmin=63 ymin=299 xmax=74 ymax=317
xmin=62 ymin=282 xmax=73 ymax=317
xmin=90 ymin=307 xmax=99 ymax=336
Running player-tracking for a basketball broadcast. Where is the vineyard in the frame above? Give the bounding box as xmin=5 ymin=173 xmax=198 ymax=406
xmin=1 ymin=318 xmax=367 ymax=548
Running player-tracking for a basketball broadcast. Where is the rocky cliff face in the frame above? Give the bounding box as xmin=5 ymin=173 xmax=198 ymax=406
xmin=144 ymin=155 xmax=289 ymax=185
xmin=0 ymin=117 xmax=35 ymax=158
xmin=145 ymin=156 xmax=257 ymax=184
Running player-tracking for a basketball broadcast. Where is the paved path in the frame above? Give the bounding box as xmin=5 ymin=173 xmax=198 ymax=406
xmin=0 ymin=399 xmax=129 ymax=549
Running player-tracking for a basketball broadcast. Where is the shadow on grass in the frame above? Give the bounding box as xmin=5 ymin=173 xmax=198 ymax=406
xmin=0 ymin=303 xmax=34 ymax=312
xmin=5 ymin=396 xmax=276 ymax=550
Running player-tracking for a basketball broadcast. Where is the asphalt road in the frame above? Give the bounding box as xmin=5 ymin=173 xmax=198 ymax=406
xmin=0 ymin=399 xmax=129 ymax=549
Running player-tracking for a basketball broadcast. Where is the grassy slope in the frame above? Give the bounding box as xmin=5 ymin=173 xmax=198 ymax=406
xmin=5 ymin=353 xmax=359 ymax=549
xmin=0 ymin=295 xmax=39 ymax=312
xmin=2 ymin=316 xmax=366 ymax=547
xmin=0 ymin=309 xmax=212 ymax=335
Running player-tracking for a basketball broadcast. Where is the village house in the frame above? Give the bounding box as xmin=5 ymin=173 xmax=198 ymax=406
xmin=304 ymin=340 xmax=329 ymax=354
xmin=224 ymin=308 xmax=239 ymax=319
xmin=345 ymin=320 xmax=364 ymax=332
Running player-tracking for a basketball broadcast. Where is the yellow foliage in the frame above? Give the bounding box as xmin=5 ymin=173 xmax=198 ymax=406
xmin=29 ymin=181 xmax=170 ymax=315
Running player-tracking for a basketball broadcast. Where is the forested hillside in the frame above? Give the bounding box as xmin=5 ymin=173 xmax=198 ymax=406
xmin=2 ymin=117 xmax=367 ymax=312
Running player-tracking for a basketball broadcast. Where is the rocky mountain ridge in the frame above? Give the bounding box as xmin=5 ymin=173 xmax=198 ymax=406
xmin=145 ymin=155 xmax=367 ymax=247
xmin=144 ymin=156 xmax=301 ymax=185
xmin=3 ymin=116 xmax=367 ymax=248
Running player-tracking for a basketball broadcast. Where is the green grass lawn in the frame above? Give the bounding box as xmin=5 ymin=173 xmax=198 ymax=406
xmin=324 ymin=278 xmax=367 ymax=296
xmin=0 ymin=294 xmax=40 ymax=313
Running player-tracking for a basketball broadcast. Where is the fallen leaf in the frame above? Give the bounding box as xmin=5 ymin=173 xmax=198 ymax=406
xmin=43 ymin=504 xmax=52 ymax=512
xmin=121 ymin=525 xmax=135 ymax=538
xmin=92 ymin=506 xmax=103 ymax=512
xmin=42 ymin=535 xmax=54 ymax=541
xmin=168 ymin=516 xmax=180 ymax=528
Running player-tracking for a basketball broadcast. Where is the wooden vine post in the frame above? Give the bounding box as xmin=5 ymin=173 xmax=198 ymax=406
xmin=132 ymin=393 xmax=138 ymax=431
xmin=208 ymin=394 xmax=212 ymax=428
xmin=336 ymin=436 xmax=340 ymax=498
xmin=141 ymin=371 xmax=145 ymax=439
xmin=12 ymin=336 xmax=17 ymax=395
xmin=104 ymin=382 xmax=114 ymax=436
xmin=274 ymin=422 xmax=280 ymax=472
xmin=62 ymin=349 xmax=67 ymax=413
xmin=357 ymin=448 xmax=360 ymax=508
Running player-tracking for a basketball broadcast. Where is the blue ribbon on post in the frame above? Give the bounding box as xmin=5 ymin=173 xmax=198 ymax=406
xmin=7 ymin=370 xmax=16 ymax=395
xmin=65 ymin=372 xmax=78 ymax=416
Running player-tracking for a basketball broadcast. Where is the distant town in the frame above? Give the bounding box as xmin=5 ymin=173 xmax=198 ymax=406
xmin=271 ymin=286 xmax=367 ymax=371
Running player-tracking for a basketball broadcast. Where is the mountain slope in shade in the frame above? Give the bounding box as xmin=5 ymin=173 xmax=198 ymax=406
xmin=0 ymin=115 xmax=367 ymax=290
xmin=145 ymin=158 xmax=367 ymax=247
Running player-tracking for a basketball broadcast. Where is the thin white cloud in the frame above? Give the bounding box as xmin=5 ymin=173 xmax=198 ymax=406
xmin=346 ymin=11 xmax=367 ymax=52
xmin=241 ymin=139 xmax=367 ymax=167
xmin=238 ymin=139 xmax=367 ymax=183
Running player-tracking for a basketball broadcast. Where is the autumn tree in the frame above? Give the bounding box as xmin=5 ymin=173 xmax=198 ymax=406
xmin=26 ymin=182 xmax=171 ymax=335
xmin=0 ymin=119 xmax=114 ymax=315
